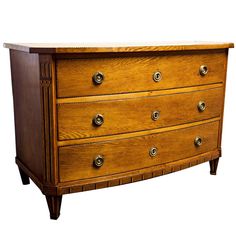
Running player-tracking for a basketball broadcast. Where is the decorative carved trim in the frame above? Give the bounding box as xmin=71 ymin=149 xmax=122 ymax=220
xmin=40 ymin=62 xmax=51 ymax=80
xmin=39 ymin=56 xmax=55 ymax=184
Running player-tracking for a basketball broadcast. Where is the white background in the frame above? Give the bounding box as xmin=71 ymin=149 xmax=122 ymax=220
xmin=0 ymin=0 xmax=235 ymax=235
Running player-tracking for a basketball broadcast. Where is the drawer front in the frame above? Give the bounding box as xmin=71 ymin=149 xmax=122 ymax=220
xmin=56 ymin=51 xmax=226 ymax=97
xmin=58 ymin=87 xmax=223 ymax=140
xmin=59 ymin=121 xmax=219 ymax=182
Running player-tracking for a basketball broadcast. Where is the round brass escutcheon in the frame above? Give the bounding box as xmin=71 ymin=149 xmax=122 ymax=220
xmin=92 ymin=71 xmax=104 ymax=85
xmin=93 ymin=155 xmax=104 ymax=167
xmin=199 ymin=65 xmax=208 ymax=76
xmin=149 ymin=147 xmax=158 ymax=157
xmin=93 ymin=114 xmax=104 ymax=126
xmin=194 ymin=136 xmax=202 ymax=147
xmin=198 ymin=101 xmax=206 ymax=112
xmin=153 ymin=71 xmax=162 ymax=82
xmin=151 ymin=110 xmax=160 ymax=121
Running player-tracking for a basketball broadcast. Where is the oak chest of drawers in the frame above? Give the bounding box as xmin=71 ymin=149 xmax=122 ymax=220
xmin=5 ymin=42 xmax=233 ymax=219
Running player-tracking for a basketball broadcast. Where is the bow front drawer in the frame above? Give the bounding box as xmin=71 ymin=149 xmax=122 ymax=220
xmin=57 ymin=86 xmax=223 ymax=140
xmin=56 ymin=51 xmax=226 ymax=97
xmin=59 ymin=121 xmax=219 ymax=182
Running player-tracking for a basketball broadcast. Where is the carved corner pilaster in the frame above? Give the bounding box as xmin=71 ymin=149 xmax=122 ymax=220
xmin=39 ymin=55 xmax=56 ymax=185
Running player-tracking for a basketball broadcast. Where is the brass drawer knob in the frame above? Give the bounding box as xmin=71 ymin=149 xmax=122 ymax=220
xmin=194 ymin=136 xmax=202 ymax=147
xmin=153 ymin=71 xmax=162 ymax=82
xmin=93 ymin=114 xmax=104 ymax=126
xmin=198 ymin=101 xmax=206 ymax=112
xmin=151 ymin=110 xmax=160 ymax=121
xmin=92 ymin=71 xmax=104 ymax=85
xmin=93 ymin=155 xmax=104 ymax=167
xmin=199 ymin=65 xmax=208 ymax=76
xmin=149 ymin=147 xmax=158 ymax=157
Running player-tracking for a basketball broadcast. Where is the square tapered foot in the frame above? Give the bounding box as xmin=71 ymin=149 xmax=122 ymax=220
xmin=18 ymin=166 xmax=30 ymax=185
xmin=209 ymin=158 xmax=219 ymax=175
xmin=46 ymin=195 xmax=62 ymax=220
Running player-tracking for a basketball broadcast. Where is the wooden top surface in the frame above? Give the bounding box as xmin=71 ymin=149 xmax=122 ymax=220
xmin=4 ymin=42 xmax=234 ymax=54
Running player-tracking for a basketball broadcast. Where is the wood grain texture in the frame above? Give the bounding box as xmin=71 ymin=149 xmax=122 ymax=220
xmin=57 ymin=83 xmax=222 ymax=104
xmin=7 ymin=43 xmax=232 ymax=219
xmin=4 ymin=42 xmax=234 ymax=54
xmin=58 ymin=149 xmax=221 ymax=194
xmin=10 ymin=52 xmax=59 ymax=187
xmin=58 ymin=86 xmax=223 ymax=140
xmin=57 ymin=117 xmax=220 ymax=147
xmin=10 ymin=50 xmax=44 ymax=181
xmin=56 ymin=51 xmax=226 ymax=97
xmin=59 ymin=121 xmax=219 ymax=182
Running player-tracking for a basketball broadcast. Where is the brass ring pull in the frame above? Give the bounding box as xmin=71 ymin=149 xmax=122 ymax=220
xmin=93 ymin=114 xmax=104 ymax=126
xmin=153 ymin=71 xmax=162 ymax=82
xmin=194 ymin=136 xmax=202 ymax=147
xmin=151 ymin=110 xmax=160 ymax=121
xmin=149 ymin=147 xmax=158 ymax=157
xmin=199 ymin=65 xmax=208 ymax=76
xmin=198 ymin=101 xmax=206 ymax=112
xmin=92 ymin=71 xmax=104 ymax=85
xmin=93 ymin=155 xmax=104 ymax=167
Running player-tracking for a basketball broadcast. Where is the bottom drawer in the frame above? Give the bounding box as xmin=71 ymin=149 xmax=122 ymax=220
xmin=59 ymin=121 xmax=219 ymax=182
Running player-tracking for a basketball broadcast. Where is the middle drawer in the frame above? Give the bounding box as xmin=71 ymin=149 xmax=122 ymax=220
xmin=57 ymin=86 xmax=223 ymax=141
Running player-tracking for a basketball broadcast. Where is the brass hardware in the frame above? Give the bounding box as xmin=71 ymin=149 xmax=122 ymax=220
xmin=199 ymin=65 xmax=208 ymax=76
xmin=151 ymin=110 xmax=160 ymax=121
xmin=93 ymin=114 xmax=104 ymax=126
xmin=198 ymin=101 xmax=206 ymax=112
xmin=92 ymin=71 xmax=104 ymax=85
xmin=153 ymin=71 xmax=162 ymax=82
xmin=194 ymin=136 xmax=202 ymax=147
xmin=93 ymin=155 xmax=104 ymax=167
xmin=149 ymin=147 xmax=158 ymax=157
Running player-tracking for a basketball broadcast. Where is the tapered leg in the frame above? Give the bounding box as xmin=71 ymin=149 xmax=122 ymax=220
xmin=46 ymin=195 xmax=62 ymax=220
xmin=18 ymin=166 xmax=30 ymax=185
xmin=209 ymin=158 xmax=219 ymax=175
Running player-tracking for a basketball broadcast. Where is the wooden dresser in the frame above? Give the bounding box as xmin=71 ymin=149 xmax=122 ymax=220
xmin=5 ymin=42 xmax=233 ymax=219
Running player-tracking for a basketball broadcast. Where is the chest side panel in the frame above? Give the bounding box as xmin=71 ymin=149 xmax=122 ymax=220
xmin=10 ymin=50 xmax=43 ymax=181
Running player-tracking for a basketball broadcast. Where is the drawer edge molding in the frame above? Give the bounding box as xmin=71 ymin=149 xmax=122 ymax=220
xmin=57 ymin=83 xmax=223 ymax=104
xmin=57 ymin=117 xmax=220 ymax=147
xmin=58 ymin=149 xmax=221 ymax=194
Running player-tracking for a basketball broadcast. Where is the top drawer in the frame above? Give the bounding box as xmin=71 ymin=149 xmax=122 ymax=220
xmin=56 ymin=50 xmax=227 ymax=98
